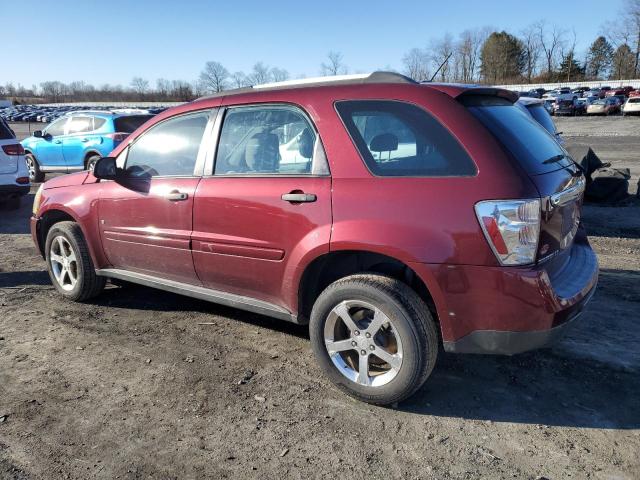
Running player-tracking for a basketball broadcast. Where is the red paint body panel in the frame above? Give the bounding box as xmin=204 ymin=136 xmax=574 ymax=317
xmin=99 ymin=178 xmax=201 ymax=284
xmin=31 ymin=81 xmax=598 ymax=349
xmin=192 ymin=176 xmax=331 ymax=309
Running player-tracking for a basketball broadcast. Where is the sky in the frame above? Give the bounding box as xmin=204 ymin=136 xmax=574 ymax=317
xmin=1 ymin=0 xmax=624 ymax=87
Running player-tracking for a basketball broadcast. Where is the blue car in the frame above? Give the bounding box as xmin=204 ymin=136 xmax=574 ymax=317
xmin=21 ymin=110 xmax=153 ymax=182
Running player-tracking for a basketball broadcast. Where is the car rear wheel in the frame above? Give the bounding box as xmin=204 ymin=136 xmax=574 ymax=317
xmin=309 ymin=274 xmax=438 ymax=405
xmin=25 ymin=154 xmax=45 ymax=183
xmin=45 ymin=221 xmax=105 ymax=301
xmin=85 ymin=154 xmax=101 ymax=171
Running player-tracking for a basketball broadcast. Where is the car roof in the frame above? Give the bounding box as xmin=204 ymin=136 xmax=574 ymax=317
xmin=191 ymin=71 xmax=518 ymax=110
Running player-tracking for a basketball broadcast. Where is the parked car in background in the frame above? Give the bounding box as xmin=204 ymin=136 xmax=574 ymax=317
xmin=585 ymin=88 xmax=604 ymax=99
xmin=586 ymin=97 xmax=622 ymax=115
xmin=543 ymin=99 xmax=555 ymax=115
xmin=30 ymin=72 xmax=598 ymax=405
xmin=0 ymin=117 xmax=30 ymax=208
xmin=21 ymin=110 xmax=153 ymax=182
xmin=629 ymin=89 xmax=640 ymax=98
xmin=574 ymin=97 xmax=590 ymax=115
xmin=554 ymin=98 xmax=578 ymax=116
xmin=572 ymin=87 xmax=590 ymax=97
xmin=516 ymin=97 xmax=564 ymax=144
xmin=606 ymin=88 xmax=627 ymax=98
xmin=619 ymin=86 xmax=635 ymax=96
xmin=622 ymin=96 xmax=640 ymax=116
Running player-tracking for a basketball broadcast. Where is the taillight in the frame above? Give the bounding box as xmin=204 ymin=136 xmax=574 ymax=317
xmin=475 ymin=199 xmax=541 ymax=266
xmin=16 ymin=176 xmax=30 ymax=184
xmin=2 ymin=144 xmax=25 ymax=156
xmin=105 ymin=132 xmax=129 ymax=142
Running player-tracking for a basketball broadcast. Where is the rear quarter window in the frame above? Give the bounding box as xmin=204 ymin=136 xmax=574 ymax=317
xmin=335 ymin=100 xmax=476 ymax=177
xmin=0 ymin=119 xmax=14 ymax=140
xmin=114 ymin=115 xmax=154 ymax=133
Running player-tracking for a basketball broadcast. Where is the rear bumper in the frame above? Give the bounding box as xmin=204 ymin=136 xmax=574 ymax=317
xmin=412 ymin=238 xmax=599 ymax=355
xmin=0 ymin=184 xmax=30 ymax=198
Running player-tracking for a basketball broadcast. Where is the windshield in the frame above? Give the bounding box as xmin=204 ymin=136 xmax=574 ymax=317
xmin=461 ymin=95 xmax=572 ymax=175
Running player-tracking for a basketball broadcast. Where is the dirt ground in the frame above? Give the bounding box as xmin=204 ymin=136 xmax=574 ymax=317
xmin=1 ymin=119 xmax=639 ymax=480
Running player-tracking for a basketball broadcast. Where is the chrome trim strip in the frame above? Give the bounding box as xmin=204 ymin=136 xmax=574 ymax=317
xmin=95 ymin=268 xmax=299 ymax=323
xmin=550 ymin=176 xmax=585 ymax=207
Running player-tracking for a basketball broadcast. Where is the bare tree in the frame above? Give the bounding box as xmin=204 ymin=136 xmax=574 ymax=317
xmin=430 ymin=33 xmax=455 ymax=81
xmin=402 ymin=48 xmax=430 ymax=81
xmin=270 ymin=67 xmax=289 ymax=82
xmin=456 ymin=28 xmax=489 ymax=82
xmin=249 ymin=62 xmax=271 ymax=85
xmin=536 ymin=21 xmax=566 ymax=79
xmin=130 ymin=77 xmax=149 ymax=99
xmin=231 ymin=71 xmax=250 ymax=88
xmin=520 ymin=24 xmax=541 ymax=82
xmin=199 ymin=61 xmax=229 ymax=93
xmin=321 ymin=51 xmax=347 ymax=75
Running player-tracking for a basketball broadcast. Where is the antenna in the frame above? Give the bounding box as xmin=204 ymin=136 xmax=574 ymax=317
xmin=429 ymin=53 xmax=453 ymax=82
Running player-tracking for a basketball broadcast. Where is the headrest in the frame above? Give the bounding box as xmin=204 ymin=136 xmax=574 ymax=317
xmin=369 ymin=133 xmax=399 ymax=152
xmin=245 ymin=132 xmax=279 ymax=172
xmin=298 ymin=128 xmax=314 ymax=159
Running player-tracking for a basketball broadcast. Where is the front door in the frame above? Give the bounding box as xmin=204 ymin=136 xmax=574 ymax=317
xmin=192 ymin=104 xmax=332 ymax=310
xmin=99 ymin=110 xmax=212 ymax=284
xmin=36 ymin=117 xmax=67 ymax=168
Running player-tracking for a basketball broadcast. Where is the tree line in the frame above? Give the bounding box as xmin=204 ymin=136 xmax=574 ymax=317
xmin=1 ymin=0 xmax=638 ymax=103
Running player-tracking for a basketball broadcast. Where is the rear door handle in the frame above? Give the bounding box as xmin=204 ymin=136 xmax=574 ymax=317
xmin=165 ymin=190 xmax=189 ymax=201
xmin=281 ymin=192 xmax=317 ymax=203
xmin=54 ymin=139 xmax=62 ymax=144
xmin=80 ymin=138 xmax=89 ymax=143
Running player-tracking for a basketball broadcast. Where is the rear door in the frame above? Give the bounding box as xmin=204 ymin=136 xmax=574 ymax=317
xmin=98 ymin=110 xmax=213 ymax=284
xmin=192 ymin=104 xmax=332 ymax=310
xmin=62 ymin=115 xmax=94 ymax=168
xmin=36 ymin=117 xmax=67 ymax=168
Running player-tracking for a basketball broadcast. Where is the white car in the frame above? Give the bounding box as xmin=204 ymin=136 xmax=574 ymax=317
xmin=0 ymin=118 xmax=30 ymax=208
xmin=622 ymin=97 xmax=640 ymax=116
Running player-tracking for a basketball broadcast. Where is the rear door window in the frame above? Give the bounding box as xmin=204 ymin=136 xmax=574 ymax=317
xmin=65 ymin=116 xmax=93 ymax=135
xmin=461 ymin=95 xmax=573 ymax=175
xmin=335 ymin=100 xmax=476 ymax=177
xmin=214 ymin=105 xmax=328 ymax=175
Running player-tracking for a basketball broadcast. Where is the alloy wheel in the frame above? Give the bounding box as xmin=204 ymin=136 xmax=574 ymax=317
xmin=49 ymin=236 xmax=78 ymax=291
xmin=324 ymin=300 xmax=403 ymax=387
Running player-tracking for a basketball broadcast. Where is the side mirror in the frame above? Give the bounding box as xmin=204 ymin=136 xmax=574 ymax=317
xmin=93 ymin=157 xmax=118 ymax=180
xmin=33 ymin=130 xmax=43 ymax=138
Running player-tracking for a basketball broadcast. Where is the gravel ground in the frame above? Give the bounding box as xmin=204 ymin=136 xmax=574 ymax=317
xmin=1 ymin=119 xmax=639 ymax=480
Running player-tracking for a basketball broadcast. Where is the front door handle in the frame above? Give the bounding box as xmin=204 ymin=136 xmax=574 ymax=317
xmin=80 ymin=138 xmax=89 ymax=143
xmin=165 ymin=190 xmax=189 ymax=201
xmin=281 ymin=192 xmax=317 ymax=203
xmin=54 ymin=139 xmax=62 ymax=144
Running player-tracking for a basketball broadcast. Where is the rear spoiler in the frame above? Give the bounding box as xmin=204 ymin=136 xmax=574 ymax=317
xmin=457 ymin=87 xmax=518 ymax=104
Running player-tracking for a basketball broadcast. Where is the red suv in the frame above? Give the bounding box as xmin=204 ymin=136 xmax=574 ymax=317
xmin=30 ymin=72 xmax=598 ymax=405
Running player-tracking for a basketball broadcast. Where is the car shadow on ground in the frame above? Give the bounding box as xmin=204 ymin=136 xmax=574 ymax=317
xmin=0 ymin=270 xmax=50 ymax=288
xmin=0 ymin=193 xmax=34 ymax=234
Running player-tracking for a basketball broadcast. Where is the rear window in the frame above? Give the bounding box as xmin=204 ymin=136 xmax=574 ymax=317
xmin=335 ymin=100 xmax=476 ymax=177
xmin=461 ymin=95 xmax=572 ymax=175
xmin=114 ymin=115 xmax=154 ymax=133
xmin=0 ymin=119 xmax=14 ymax=140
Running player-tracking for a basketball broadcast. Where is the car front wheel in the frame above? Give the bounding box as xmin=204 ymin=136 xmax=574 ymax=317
xmin=45 ymin=221 xmax=106 ymax=301
xmin=309 ymin=274 xmax=438 ymax=405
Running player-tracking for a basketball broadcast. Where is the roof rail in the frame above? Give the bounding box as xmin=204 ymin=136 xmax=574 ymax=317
xmin=196 ymin=71 xmax=416 ymax=101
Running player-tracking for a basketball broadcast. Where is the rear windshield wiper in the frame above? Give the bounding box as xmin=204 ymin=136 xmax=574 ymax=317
xmin=542 ymin=154 xmax=566 ymax=164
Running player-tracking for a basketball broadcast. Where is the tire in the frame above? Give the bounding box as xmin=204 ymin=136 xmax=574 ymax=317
xmin=85 ymin=154 xmax=101 ymax=172
xmin=45 ymin=221 xmax=106 ymax=301
xmin=309 ymin=274 xmax=438 ymax=405
xmin=25 ymin=153 xmax=45 ymax=183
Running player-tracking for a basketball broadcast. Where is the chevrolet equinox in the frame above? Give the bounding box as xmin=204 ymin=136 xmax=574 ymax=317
xmin=31 ymin=72 xmax=598 ymax=405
